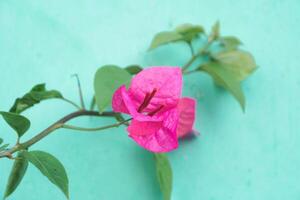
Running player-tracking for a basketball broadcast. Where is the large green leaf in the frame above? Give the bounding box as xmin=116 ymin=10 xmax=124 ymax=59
xmin=148 ymin=31 xmax=183 ymax=50
xmin=213 ymin=50 xmax=257 ymax=81
xmin=4 ymin=152 xmax=29 ymax=199
xmin=0 ymin=138 xmax=3 ymax=145
xmin=154 ymin=153 xmax=172 ymax=200
xmin=10 ymin=83 xmax=63 ymax=114
xmin=175 ymin=23 xmax=204 ymax=43
xmin=200 ymin=62 xmax=245 ymax=110
xmin=0 ymin=112 xmax=30 ymax=138
xmin=94 ymin=65 xmax=131 ymax=112
xmin=23 ymin=151 xmax=69 ymax=199
xmin=125 ymin=65 xmax=143 ymax=75
xmin=220 ymin=36 xmax=242 ymax=50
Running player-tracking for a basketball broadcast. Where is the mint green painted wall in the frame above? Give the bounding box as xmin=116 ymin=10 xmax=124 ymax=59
xmin=0 ymin=0 xmax=299 ymax=199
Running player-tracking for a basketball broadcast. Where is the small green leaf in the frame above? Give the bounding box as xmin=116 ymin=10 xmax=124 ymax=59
xmin=200 ymin=62 xmax=245 ymax=110
xmin=208 ymin=21 xmax=220 ymax=42
xmin=0 ymin=112 xmax=30 ymax=138
xmin=0 ymin=144 xmax=9 ymax=151
xmin=220 ymin=36 xmax=242 ymax=50
xmin=125 ymin=65 xmax=143 ymax=75
xmin=154 ymin=153 xmax=172 ymax=200
xmin=148 ymin=31 xmax=183 ymax=50
xmin=0 ymin=138 xmax=8 ymax=152
xmin=31 ymin=84 xmax=46 ymax=92
xmin=175 ymin=23 xmax=204 ymax=42
xmin=23 ymin=151 xmax=69 ymax=199
xmin=94 ymin=65 xmax=132 ymax=112
xmin=4 ymin=152 xmax=29 ymax=199
xmin=31 ymin=84 xmax=63 ymax=99
xmin=10 ymin=83 xmax=63 ymax=114
xmin=213 ymin=50 xmax=257 ymax=81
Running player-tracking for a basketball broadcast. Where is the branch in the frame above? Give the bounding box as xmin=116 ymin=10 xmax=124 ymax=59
xmin=0 ymin=110 xmax=117 ymax=159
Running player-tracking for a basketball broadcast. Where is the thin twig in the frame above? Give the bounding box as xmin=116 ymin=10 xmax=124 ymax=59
xmin=72 ymin=74 xmax=86 ymax=109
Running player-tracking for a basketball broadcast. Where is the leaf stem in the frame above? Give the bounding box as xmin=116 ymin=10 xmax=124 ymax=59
xmin=188 ymin=42 xmax=195 ymax=56
xmin=62 ymin=118 xmax=131 ymax=132
xmin=183 ymin=69 xmax=199 ymax=75
xmin=182 ymin=38 xmax=215 ymax=72
xmin=72 ymin=74 xmax=86 ymax=110
xmin=61 ymin=98 xmax=82 ymax=110
xmin=182 ymin=53 xmax=199 ymax=72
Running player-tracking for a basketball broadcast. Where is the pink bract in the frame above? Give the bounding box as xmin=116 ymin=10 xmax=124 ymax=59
xmin=176 ymin=97 xmax=196 ymax=138
xmin=112 ymin=66 xmax=196 ymax=152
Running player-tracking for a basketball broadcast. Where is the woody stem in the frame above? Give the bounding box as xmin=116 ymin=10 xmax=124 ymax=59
xmin=0 ymin=110 xmax=118 ymax=159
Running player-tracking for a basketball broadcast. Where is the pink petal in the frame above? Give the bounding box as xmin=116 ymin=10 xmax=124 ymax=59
xmin=113 ymin=85 xmax=165 ymax=122
xmin=129 ymin=108 xmax=179 ymax=152
xmin=112 ymin=85 xmax=130 ymax=114
xmin=127 ymin=120 xmax=163 ymax=136
xmin=176 ymin=97 xmax=196 ymax=138
xmin=128 ymin=66 xmax=182 ymax=112
xmin=112 ymin=85 xmax=142 ymax=117
xmin=119 ymin=85 xmax=139 ymax=116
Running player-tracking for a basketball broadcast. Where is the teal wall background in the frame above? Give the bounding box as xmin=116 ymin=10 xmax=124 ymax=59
xmin=0 ymin=0 xmax=299 ymax=199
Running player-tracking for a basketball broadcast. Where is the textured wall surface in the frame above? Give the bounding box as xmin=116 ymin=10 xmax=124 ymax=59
xmin=0 ymin=0 xmax=299 ymax=199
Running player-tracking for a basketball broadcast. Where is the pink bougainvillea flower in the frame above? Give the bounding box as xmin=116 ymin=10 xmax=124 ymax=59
xmin=112 ymin=66 xmax=196 ymax=152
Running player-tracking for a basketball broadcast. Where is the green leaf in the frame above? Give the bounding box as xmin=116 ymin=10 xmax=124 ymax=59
xmin=4 ymin=152 xmax=29 ymax=199
xmin=0 ymin=144 xmax=9 ymax=151
xmin=148 ymin=31 xmax=183 ymax=50
xmin=200 ymin=62 xmax=245 ymax=110
xmin=23 ymin=151 xmax=69 ymax=199
xmin=0 ymin=112 xmax=30 ymax=138
xmin=0 ymin=138 xmax=7 ymax=152
xmin=213 ymin=50 xmax=257 ymax=81
xmin=10 ymin=83 xmax=63 ymax=114
xmin=94 ymin=65 xmax=132 ymax=112
xmin=220 ymin=36 xmax=242 ymax=50
xmin=208 ymin=21 xmax=220 ymax=42
xmin=125 ymin=65 xmax=143 ymax=75
xmin=154 ymin=153 xmax=173 ymax=200
xmin=175 ymin=23 xmax=204 ymax=42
